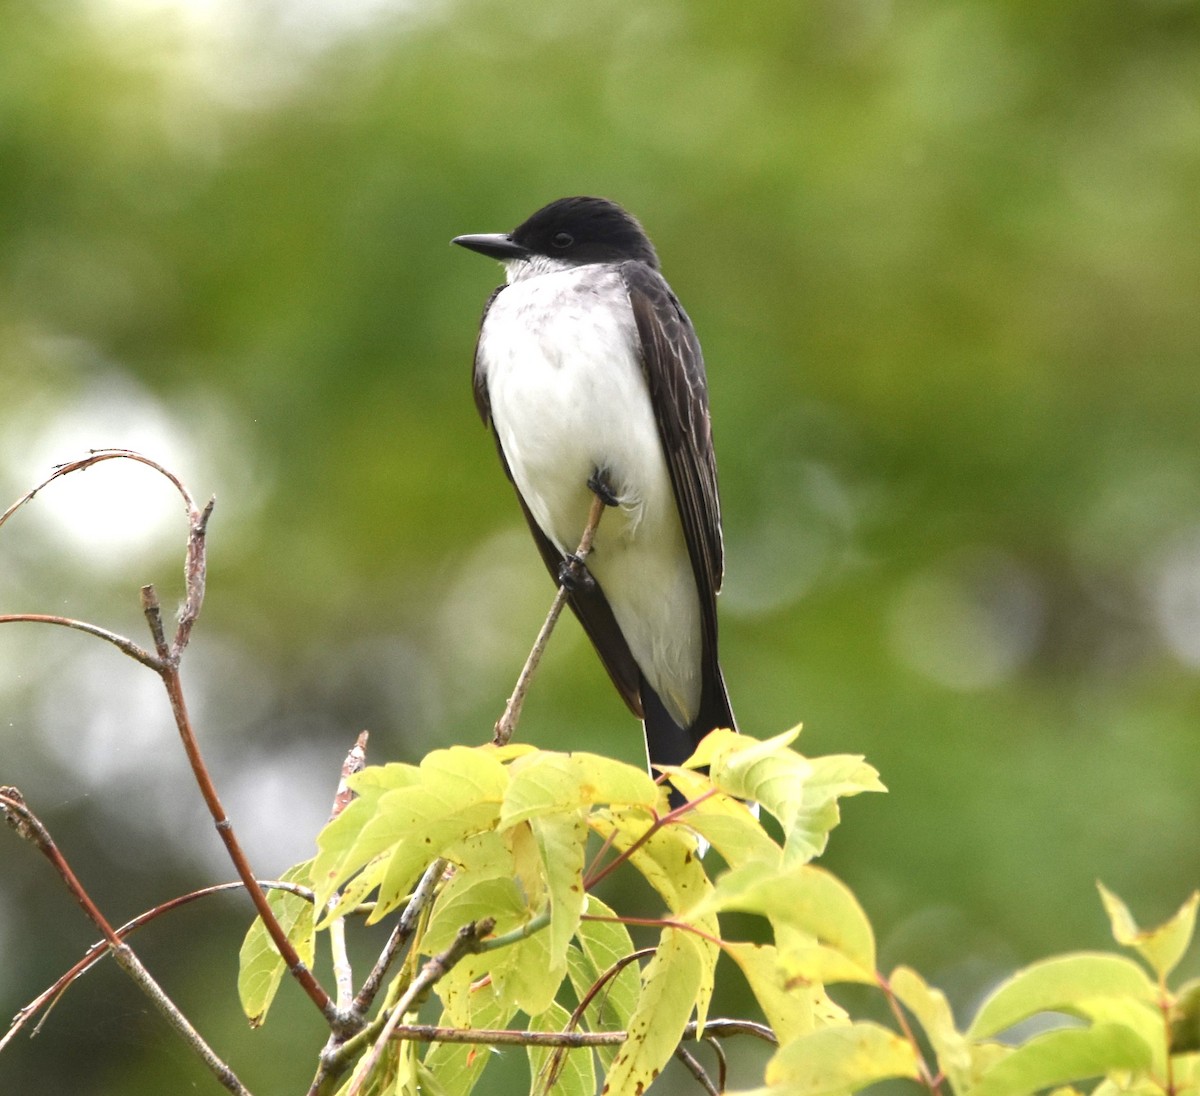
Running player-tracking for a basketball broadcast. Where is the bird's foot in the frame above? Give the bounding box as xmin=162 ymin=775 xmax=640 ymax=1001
xmin=558 ymin=553 xmax=596 ymax=592
xmin=587 ymin=468 xmax=620 ymax=508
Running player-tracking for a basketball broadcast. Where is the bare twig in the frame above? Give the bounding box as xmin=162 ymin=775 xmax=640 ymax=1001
xmin=704 ymin=1032 xmax=730 ymax=1092
xmin=330 ymin=731 xmax=369 ymax=823
xmin=542 ymin=946 xmax=656 ymax=1089
xmin=1 ymin=789 xmax=252 ymax=1095
xmin=675 ymin=1044 xmax=720 ymax=1095
xmin=335 ymin=919 xmax=495 ymax=1096
xmin=329 ymin=733 xmax=370 ymax=1011
xmin=352 ymin=857 xmax=447 ymax=1017
xmin=493 ymin=493 xmax=606 ymax=746
xmin=0 ymin=614 xmax=159 ymax=668
xmin=381 ymin=1016 xmax=777 ymax=1047
xmin=147 ymin=607 xmax=336 ymax=1021
xmin=0 ymin=448 xmax=200 ymax=533
xmin=3 ymin=878 xmax=315 ymax=1052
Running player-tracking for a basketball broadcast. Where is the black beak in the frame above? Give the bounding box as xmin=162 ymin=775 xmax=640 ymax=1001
xmin=451 ymin=233 xmax=530 ymax=261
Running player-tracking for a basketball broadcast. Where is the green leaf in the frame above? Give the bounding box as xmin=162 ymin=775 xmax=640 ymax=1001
xmin=685 ymin=726 xmax=801 ymax=770
xmin=689 ymin=730 xmax=883 ymax=865
xmin=602 ymin=927 xmax=705 ymax=1096
xmin=426 ymin=871 xmax=562 ymax=1017
xmin=1171 ymin=979 xmax=1200 ymax=1053
xmin=423 ymin=875 xmax=528 ymax=953
xmin=889 ymin=965 xmax=973 ymax=1093
xmin=968 ymin=953 xmax=1158 ymax=1040
xmin=237 ymin=861 xmax=316 ymax=1025
xmin=1099 ymin=883 xmax=1199 ymax=981
xmin=500 ymin=752 xmax=659 ymax=827
xmin=423 ymin=987 xmax=518 ymax=1096
xmin=966 ymin=1023 xmax=1153 ymax=1096
xmin=568 ymin=895 xmax=640 ymax=1069
xmin=780 ymin=754 xmax=887 ymax=865
xmin=590 ymin=807 xmax=714 ymax=919
xmin=657 ymin=767 xmax=783 ymax=866
xmin=701 ymin=861 xmax=876 ymax=981
xmin=723 ymin=941 xmax=820 ymax=1043
xmin=1074 ymin=998 xmax=1166 ymax=1076
xmin=589 ymin=806 xmax=720 ymax=1026
xmin=761 ymin=1020 xmax=920 ymax=1094
xmin=527 ymin=1000 xmax=596 ymax=1096
xmin=532 ymin=811 xmax=588 ymax=966
xmin=313 ymin=747 xmax=509 ymax=921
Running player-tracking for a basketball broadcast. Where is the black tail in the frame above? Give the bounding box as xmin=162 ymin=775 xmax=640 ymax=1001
xmin=641 ymin=669 xmax=736 ymax=800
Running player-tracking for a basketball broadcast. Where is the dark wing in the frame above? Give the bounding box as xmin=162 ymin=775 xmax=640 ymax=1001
xmin=472 ymin=287 xmax=504 ymax=424
xmin=471 ymin=285 xmax=644 ymax=718
xmin=619 ymin=261 xmax=724 ymax=654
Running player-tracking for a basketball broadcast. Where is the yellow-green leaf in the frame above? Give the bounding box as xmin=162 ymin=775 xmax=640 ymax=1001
xmin=724 ymin=941 xmax=819 ymax=1043
xmin=702 ymin=862 xmax=876 ymax=979
xmin=966 ymin=1023 xmax=1153 ymax=1096
xmin=590 ymin=806 xmax=720 ymax=1026
xmin=763 ymin=1020 xmax=920 ymax=1094
xmin=237 ymin=862 xmax=316 ymax=1025
xmin=501 ymin=752 xmax=659 ymax=827
xmin=528 ymin=1000 xmax=596 ymax=1096
xmin=780 ymin=754 xmax=886 ymax=865
xmin=968 ymin=954 xmax=1158 ymax=1040
xmin=569 ymin=895 xmax=640 ymax=1069
xmin=602 ymin=927 xmax=704 ymax=1095
xmin=423 ymin=987 xmax=517 ymax=1096
xmin=1099 ymin=883 xmax=1199 ymax=981
xmin=890 ymin=966 xmax=973 ymax=1092
xmin=313 ymin=747 xmax=507 ymax=913
xmin=658 ymin=768 xmax=782 ymax=866
xmin=532 ymin=811 xmax=588 ymax=965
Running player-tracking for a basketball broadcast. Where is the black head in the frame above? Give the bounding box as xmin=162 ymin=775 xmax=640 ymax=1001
xmin=452 ymin=196 xmax=660 ymax=271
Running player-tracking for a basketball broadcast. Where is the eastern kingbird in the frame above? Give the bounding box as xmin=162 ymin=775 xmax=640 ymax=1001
xmin=453 ymin=196 xmax=735 ymax=776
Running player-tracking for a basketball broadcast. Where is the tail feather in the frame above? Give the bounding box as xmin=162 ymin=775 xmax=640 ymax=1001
xmin=641 ymin=670 xmax=736 ymax=803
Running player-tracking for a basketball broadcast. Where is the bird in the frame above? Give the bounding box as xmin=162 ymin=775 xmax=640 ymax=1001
xmin=452 ymin=196 xmax=735 ymax=779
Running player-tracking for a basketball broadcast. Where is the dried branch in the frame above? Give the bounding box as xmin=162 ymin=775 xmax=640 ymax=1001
xmin=3 ymin=878 xmax=315 ymax=1052
xmin=352 ymin=857 xmax=447 ymax=1017
xmin=1 ymin=451 xmax=336 ymax=1022
xmin=493 ymin=493 xmax=606 ymax=746
xmin=675 ymin=1043 xmax=720 ymax=1095
xmin=1 ymin=788 xmax=252 ymax=1095
xmin=314 ymin=919 xmax=495 ymax=1096
xmin=328 ymin=733 xmax=371 ymax=1011
xmin=0 ymin=614 xmax=159 ymax=669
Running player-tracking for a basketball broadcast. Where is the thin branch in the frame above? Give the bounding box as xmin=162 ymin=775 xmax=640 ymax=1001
xmin=0 ymin=789 xmax=252 ymax=1095
xmin=877 ymin=971 xmax=943 ymax=1095
xmin=0 ymin=614 xmax=159 ymax=669
xmin=0 ymin=448 xmax=200 ymax=534
xmin=383 ymin=1017 xmax=777 ymax=1048
xmin=493 ymin=493 xmax=606 ymax=746
xmin=583 ymin=788 xmax=715 ymax=892
xmin=704 ymin=1032 xmax=729 ymax=1092
xmin=328 ymin=733 xmax=370 ymax=1011
xmin=3 ymin=879 xmax=314 ymax=1052
xmin=173 ymin=494 xmax=214 ymax=657
xmin=542 ymin=946 xmax=656 ymax=1089
xmin=341 ymin=919 xmax=495 ymax=1096
xmin=149 ymin=632 xmax=336 ymax=1021
xmin=675 ymin=1044 xmax=720 ymax=1095
xmin=352 ymin=857 xmax=447 ymax=1016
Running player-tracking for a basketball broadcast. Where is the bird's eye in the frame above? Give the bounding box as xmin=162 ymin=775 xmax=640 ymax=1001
xmin=552 ymin=232 xmax=574 ymax=248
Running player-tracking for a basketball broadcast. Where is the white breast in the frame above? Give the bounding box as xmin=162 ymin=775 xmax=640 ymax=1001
xmin=478 ymin=265 xmax=702 ymax=727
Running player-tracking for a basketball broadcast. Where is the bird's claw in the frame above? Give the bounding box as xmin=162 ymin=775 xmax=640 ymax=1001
xmin=587 ymin=468 xmax=620 ymax=508
xmin=558 ymin=553 xmax=596 ymax=592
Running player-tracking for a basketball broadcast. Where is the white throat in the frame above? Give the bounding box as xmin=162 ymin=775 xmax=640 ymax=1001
xmin=503 ymin=253 xmax=578 ymax=284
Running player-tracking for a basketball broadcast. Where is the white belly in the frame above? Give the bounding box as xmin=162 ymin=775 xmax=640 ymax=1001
xmin=479 ymin=267 xmax=702 ymax=726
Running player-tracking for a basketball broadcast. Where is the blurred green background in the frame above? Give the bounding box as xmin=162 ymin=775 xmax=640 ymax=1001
xmin=3 ymin=0 xmax=1199 ymax=1091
